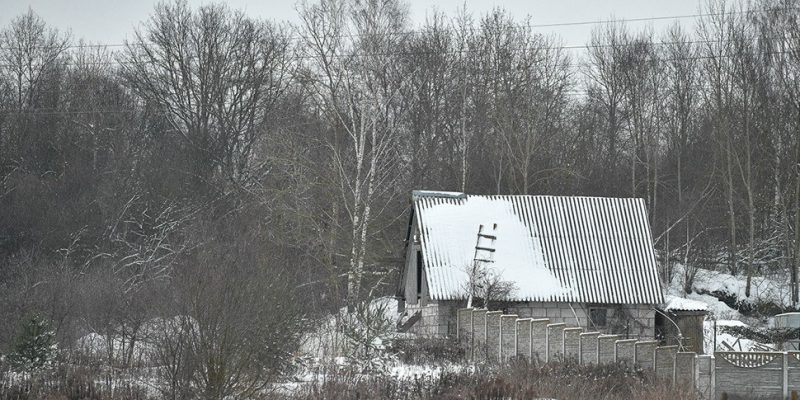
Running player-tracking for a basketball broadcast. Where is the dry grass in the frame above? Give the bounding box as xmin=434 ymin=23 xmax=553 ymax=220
xmin=288 ymin=359 xmax=698 ymax=400
xmin=1 ymin=357 xmax=699 ymax=400
xmin=0 ymin=363 xmax=152 ymax=400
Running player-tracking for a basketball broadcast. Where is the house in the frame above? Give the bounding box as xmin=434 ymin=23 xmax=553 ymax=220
xmin=397 ymin=190 xmax=664 ymax=338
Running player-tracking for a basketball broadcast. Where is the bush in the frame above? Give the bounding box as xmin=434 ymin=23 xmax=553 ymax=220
xmin=7 ymin=314 xmax=56 ymax=372
xmin=387 ymin=337 xmax=465 ymax=365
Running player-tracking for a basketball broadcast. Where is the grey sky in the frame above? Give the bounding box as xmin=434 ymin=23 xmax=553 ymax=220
xmin=0 ymin=0 xmax=704 ymax=48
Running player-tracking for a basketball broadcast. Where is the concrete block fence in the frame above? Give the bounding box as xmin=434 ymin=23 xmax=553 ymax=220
xmin=456 ymin=308 xmax=800 ymax=400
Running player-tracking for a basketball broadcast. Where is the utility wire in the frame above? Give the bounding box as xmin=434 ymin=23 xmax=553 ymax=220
xmin=0 ymin=35 xmax=792 ymax=70
xmin=0 ymin=6 xmax=796 ymax=51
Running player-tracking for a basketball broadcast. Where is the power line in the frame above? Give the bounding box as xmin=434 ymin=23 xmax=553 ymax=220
xmin=0 ymin=34 xmax=791 ymax=70
xmin=0 ymin=6 xmax=795 ymax=52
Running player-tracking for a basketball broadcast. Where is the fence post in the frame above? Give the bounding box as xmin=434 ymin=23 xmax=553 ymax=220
xmin=530 ymin=319 xmax=550 ymax=362
xmin=675 ymin=352 xmax=696 ymax=388
xmin=655 ymin=346 xmax=678 ymax=383
xmin=500 ymin=314 xmax=518 ymax=362
xmin=785 ymin=352 xmax=789 ymax=400
xmin=563 ymin=327 xmax=583 ymax=361
xmin=457 ymin=308 xmax=473 ymax=351
xmin=516 ymin=318 xmax=532 ymax=360
xmin=615 ymin=339 xmax=637 ymax=365
xmin=634 ymin=340 xmax=659 ymax=370
xmin=546 ymin=323 xmax=566 ymax=363
xmin=598 ymin=335 xmax=620 ymax=364
xmin=485 ymin=311 xmax=502 ymax=363
xmin=471 ymin=309 xmax=487 ymax=362
xmin=695 ymin=354 xmax=714 ymax=400
xmin=579 ymin=332 xmax=600 ymax=365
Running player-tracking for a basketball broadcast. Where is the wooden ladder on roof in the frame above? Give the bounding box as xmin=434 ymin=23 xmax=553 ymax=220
xmin=473 ymin=223 xmax=498 ymax=264
xmin=467 ymin=224 xmax=498 ymax=308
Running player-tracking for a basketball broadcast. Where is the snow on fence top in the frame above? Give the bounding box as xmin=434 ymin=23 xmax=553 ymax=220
xmin=412 ymin=192 xmax=663 ymax=305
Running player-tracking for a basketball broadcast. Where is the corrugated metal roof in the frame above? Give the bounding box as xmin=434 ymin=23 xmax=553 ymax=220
xmin=413 ymin=192 xmax=664 ymax=304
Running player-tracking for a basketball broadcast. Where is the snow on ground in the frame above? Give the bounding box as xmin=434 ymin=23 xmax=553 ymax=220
xmin=703 ymin=320 xmax=763 ymax=353
xmin=672 ymin=263 xmax=794 ymax=309
xmin=299 ymin=297 xmax=402 ymax=360
xmin=667 ymin=263 xmax=795 ymax=351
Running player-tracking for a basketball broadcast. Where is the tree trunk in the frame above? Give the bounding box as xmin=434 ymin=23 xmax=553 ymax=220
xmin=794 ymin=115 xmax=800 ymax=305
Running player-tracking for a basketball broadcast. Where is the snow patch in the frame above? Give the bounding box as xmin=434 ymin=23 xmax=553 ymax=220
xmin=664 ymin=295 xmax=708 ymax=312
xmin=704 ymin=320 xmax=765 ymax=352
xmin=673 ymin=263 xmax=794 ymax=309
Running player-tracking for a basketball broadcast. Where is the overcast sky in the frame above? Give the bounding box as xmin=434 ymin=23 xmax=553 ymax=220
xmin=1 ymin=0 xmax=704 ymax=47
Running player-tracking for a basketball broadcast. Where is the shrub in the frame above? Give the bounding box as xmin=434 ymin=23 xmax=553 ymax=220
xmin=387 ymin=337 xmax=465 ymax=365
xmin=7 ymin=314 xmax=56 ymax=372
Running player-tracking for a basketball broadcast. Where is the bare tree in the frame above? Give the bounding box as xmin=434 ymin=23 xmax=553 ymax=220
xmin=584 ymin=23 xmax=629 ymax=196
xmin=699 ymin=0 xmax=741 ymax=277
xmin=463 ymin=261 xmax=516 ymax=311
xmin=490 ymin=18 xmax=572 ymax=195
xmin=120 ymin=1 xmax=292 ymax=189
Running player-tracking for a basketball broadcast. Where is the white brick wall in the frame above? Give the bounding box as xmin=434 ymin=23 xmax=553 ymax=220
xmin=405 ymin=300 xmax=459 ymax=336
xmin=405 ymin=300 xmax=656 ymax=339
xmin=508 ymin=302 xmax=655 ymax=339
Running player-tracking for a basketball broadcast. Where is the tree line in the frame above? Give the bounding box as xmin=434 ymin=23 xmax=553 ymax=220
xmin=1 ymin=0 xmax=800 ymax=394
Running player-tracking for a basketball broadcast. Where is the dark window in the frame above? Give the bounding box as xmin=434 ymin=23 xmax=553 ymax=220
xmin=416 ymin=250 xmax=423 ymax=296
xmin=590 ymin=308 xmax=607 ymax=327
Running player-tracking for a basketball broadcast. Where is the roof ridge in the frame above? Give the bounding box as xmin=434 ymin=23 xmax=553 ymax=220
xmin=411 ymin=190 xmax=646 ymax=202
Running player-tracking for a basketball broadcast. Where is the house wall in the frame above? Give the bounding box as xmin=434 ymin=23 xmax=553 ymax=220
xmin=508 ymin=302 xmax=656 ymax=339
xmin=405 ymin=300 xmax=460 ymax=337
xmin=404 ymin=300 xmax=656 ymax=339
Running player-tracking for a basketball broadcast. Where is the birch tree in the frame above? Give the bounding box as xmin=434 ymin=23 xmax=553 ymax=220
xmin=298 ymin=0 xmax=410 ymax=306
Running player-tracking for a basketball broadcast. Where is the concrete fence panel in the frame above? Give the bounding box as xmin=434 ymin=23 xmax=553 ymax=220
xmin=695 ymin=355 xmax=714 ymax=400
xmin=457 ymin=308 xmax=473 ymax=344
xmin=547 ymin=323 xmax=566 ymax=362
xmin=579 ymin=332 xmax=600 ymax=365
xmin=615 ymin=339 xmax=637 ymax=365
xmin=655 ymin=346 xmax=678 ymax=382
xmin=500 ymin=315 xmax=518 ymax=361
xmin=455 ymin=309 xmax=800 ymax=400
xmin=486 ymin=311 xmax=502 ymax=363
xmin=516 ymin=318 xmax=532 ymax=359
xmin=530 ymin=319 xmax=550 ymax=362
xmin=563 ymin=327 xmax=583 ymax=361
xmin=715 ymin=351 xmax=786 ymax=399
xmin=634 ymin=341 xmax=658 ymax=370
xmin=675 ymin=352 xmax=696 ymax=388
xmin=471 ymin=309 xmax=487 ymax=361
xmin=598 ymin=335 xmax=620 ymax=364
xmin=788 ymin=352 xmax=800 ymax=396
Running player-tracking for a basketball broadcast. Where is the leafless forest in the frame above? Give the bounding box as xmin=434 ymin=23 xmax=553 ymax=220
xmin=1 ymin=0 xmax=800 ymax=397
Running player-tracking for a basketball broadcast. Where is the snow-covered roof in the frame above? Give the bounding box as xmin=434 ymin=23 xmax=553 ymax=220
xmin=411 ymin=192 xmax=664 ymax=304
xmin=664 ymin=295 xmax=709 ymax=312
